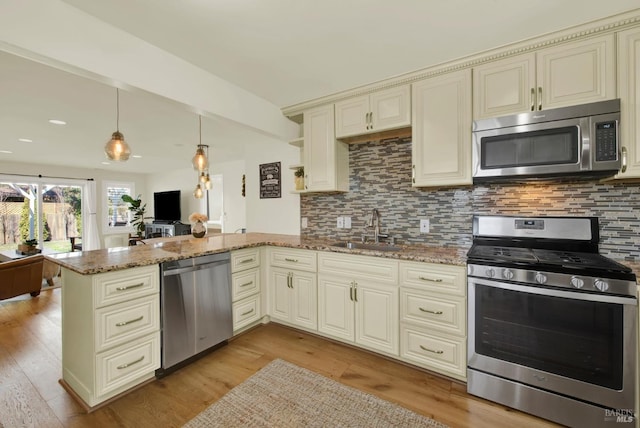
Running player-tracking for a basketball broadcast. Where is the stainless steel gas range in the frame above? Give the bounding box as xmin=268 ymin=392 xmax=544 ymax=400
xmin=466 ymin=215 xmax=637 ymax=428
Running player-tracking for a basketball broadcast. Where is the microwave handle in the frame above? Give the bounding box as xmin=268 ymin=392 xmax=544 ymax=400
xmin=621 ymin=147 xmax=627 ymax=173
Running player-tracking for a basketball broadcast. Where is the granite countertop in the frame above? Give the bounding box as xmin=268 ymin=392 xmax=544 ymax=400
xmin=46 ymin=233 xmax=469 ymax=275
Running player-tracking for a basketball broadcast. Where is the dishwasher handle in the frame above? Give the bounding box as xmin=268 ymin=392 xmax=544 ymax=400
xmin=163 ymin=259 xmax=228 ymax=277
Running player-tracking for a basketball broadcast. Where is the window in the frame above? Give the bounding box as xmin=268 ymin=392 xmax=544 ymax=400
xmin=104 ymin=181 xmax=134 ymax=232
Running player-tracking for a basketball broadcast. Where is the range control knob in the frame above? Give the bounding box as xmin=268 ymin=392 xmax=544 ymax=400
xmin=535 ymin=272 xmax=547 ymax=284
xmin=502 ymin=269 xmax=514 ymax=280
xmin=594 ymin=279 xmax=609 ymax=292
xmin=570 ymin=276 xmax=584 ymax=289
xmin=485 ymin=268 xmax=495 ymax=279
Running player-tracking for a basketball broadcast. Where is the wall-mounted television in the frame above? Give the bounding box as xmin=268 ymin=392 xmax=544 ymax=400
xmin=153 ymin=190 xmax=181 ymax=224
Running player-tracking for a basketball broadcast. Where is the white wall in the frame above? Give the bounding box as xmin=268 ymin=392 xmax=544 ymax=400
xmin=0 ymin=160 xmax=146 ymax=241
xmin=244 ymin=138 xmax=300 ymax=235
xmin=144 ymin=166 xmax=204 ymax=224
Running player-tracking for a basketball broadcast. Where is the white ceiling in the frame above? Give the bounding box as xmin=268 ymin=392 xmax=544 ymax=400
xmin=2 ymin=1 xmax=639 ymax=174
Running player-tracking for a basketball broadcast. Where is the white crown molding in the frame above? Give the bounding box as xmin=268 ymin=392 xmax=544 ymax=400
xmin=282 ymin=8 xmax=640 ymax=117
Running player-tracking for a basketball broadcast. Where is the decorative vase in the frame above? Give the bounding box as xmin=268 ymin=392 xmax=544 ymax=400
xmin=192 ymin=220 xmax=207 ymax=238
xmin=294 ymin=176 xmax=304 ymax=191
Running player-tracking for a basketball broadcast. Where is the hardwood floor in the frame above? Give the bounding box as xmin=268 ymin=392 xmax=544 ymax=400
xmin=0 ymin=287 xmax=559 ymax=428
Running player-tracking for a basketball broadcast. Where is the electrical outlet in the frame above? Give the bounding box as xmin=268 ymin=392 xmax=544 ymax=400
xmin=344 ymin=216 xmax=351 ymax=229
xmin=337 ymin=217 xmax=344 ymax=228
xmin=301 ymin=217 xmax=308 ymax=228
xmin=420 ymin=219 xmax=430 ymax=233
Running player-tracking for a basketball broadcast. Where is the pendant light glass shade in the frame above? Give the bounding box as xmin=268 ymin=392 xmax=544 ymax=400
xmin=105 ymin=89 xmax=131 ymax=161
xmin=204 ymin=174 xmax=212 ymax=190
xmin=192 ymin=145 xmax=209 ymax=171
xmin=193 ymin=183 xmax=204 ymax=199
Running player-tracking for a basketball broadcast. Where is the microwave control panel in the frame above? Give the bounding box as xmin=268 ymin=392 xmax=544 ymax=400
xmin=594 ymin=121 xmax=618 ymax=162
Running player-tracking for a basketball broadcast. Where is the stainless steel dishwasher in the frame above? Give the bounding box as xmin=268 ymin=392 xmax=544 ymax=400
xmin=157 ymin=252 xmax=232 ymax=376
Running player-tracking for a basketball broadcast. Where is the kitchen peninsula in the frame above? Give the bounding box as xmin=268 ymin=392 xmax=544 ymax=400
xmin=47 ymin=233 xmax=468 ymax=410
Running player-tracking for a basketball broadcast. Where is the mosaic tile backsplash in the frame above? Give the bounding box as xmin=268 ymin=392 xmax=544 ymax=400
xmin=300 ymin=137 xmax=640 ymax=261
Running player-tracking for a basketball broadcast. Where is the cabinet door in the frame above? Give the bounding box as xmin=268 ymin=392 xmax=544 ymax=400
xmin=269 ymin=268 xmax=292 ymax=323
xmin=303 ymin=105 xmax=349 ymax=192
xmin=370 ymin=85 xmax=411 ymax=132
xmin=317 ymin=274 xmax=354 ymax=342
xmin=412 ymin=69 xmax=472 ymax=187
xmin=615 ymin=28 xmax=640 ymax=179
xmin=473 ymin=53 xmax=536 ymax=119
xmin=354 ymin=280 xmax=399 ymax=356
xmin=335 ymin=95 xmax=369 ymax=138
xmin=537 ymin=34 xmax=615 ymax=111
xmin=290 ymin=271 xmax=317 ymax=331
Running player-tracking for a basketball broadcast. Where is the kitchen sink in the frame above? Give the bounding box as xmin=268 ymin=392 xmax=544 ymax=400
xmin=331 ymin=241 xmax=402 ymax=252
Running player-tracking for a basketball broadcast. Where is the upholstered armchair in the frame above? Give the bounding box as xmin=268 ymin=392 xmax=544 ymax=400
xmin=0 ymin=254 xmax=44 ymax=300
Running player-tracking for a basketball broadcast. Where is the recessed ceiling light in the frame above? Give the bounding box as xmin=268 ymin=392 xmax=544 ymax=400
xmin=0 ymin=150 xmax=13 ymax=154
xmin=18 ymin=138 xmax=33 ymax=143
xmin=48 ymin=119 xmax=67 ymax=125
xmin=101 ymin=161 xmax=110 ymax=165
xmin=132 ymin=155 xmax=142 ymax=159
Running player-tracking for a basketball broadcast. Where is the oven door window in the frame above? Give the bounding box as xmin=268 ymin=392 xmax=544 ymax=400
xmin=481 ymin=126 xmax=579 ymax=169
xmin=474 ymin=284 xmax=623 ymax=389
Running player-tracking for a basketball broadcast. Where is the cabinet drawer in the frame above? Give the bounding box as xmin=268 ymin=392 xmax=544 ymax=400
xmin=269 ymin=247 xmax=317 ymax=272
xmin=93 ymin=265 xmax=159 ymax=308
xmin=231 ymin=248 xmax=260 ymax=273
xmin=233 ymin=295 xmax=261 ymax=332
xmin=232 ymin=268 xmax=260 ymax=302
xmin=399 ymin=261 xmax=465 ymax=296
xmin=96 ymin=332 xmax=160 ymax=398
xmin=400 ymin=289 xmax=465 ymax=337
xmin=95 ymin=295 xmax=160 ymax=353
xmin=400 ymin=325 xmax=466 ymax=380
xmin=318 ymin=252 xmax=397 ymax=284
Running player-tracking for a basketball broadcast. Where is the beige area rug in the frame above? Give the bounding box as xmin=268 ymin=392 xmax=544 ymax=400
xmin=183 ymin=359 xmax=448 ymax=428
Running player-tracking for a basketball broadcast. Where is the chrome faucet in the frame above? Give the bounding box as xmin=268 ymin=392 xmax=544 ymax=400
xmin=368 ymin=209 xmax=388 ymax=243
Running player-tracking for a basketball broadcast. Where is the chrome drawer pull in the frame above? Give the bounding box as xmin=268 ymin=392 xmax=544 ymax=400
xmin=419 ymin=345 xmax=444 ymax=355
xmin=117 ymin=355 xmax=145 ymax=369
xmin=241 ymin=308 xmax=255 ymax=316
xmin=284 ymin=258 xmax=298 ymax=262
xmin=418 ymin=276 xmax=443 ymax=283
xmin=115 ymin=316 xmax=144 ymax=326
xmin=240 ymin=258 xmax=255 ymax=264
xmin=116 ymin=282 xmax=145 ymax=291
xmin=240 ymin=281 xmax=254 ymax=287
xmin=419 ymin=308 xmax=443 ymax=315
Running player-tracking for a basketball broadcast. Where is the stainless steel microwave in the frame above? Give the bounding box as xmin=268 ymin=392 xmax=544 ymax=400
xmin=472 ymin=99 xmax=621 ymax=181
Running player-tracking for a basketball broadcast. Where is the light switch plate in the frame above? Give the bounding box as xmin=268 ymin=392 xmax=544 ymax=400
xmin=337 ymin=217 xmax=344 ymax=228
xmin=344 ymin=216 xmax=351 ymax=229
xmin=420 ymin=219 xmax=430 ymax=233
xmin=301 ymin=217 xmax=308 ymax=228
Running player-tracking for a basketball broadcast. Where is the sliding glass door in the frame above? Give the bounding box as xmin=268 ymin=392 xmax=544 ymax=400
xmin=0 ymin=177 xmax=83 ymax=254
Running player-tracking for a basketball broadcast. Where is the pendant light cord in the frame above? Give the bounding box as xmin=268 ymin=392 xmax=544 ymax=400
xmin=116 ymin=88 xmax=120 ymax=132
xmin=199 ymin=115 xmax=202 ymax=145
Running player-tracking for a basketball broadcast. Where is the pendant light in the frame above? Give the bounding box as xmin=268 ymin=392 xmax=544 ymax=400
xmin=193 ymin=115 xmax=210 ymax=199
xmin=104 ymin=88 xmax=132 ymax=161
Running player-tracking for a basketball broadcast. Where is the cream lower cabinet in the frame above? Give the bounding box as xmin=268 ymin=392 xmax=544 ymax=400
xmin=411 ymin=68 xmax=472 ymax=187
xmin=267 ymin=247 xmax=318 ymax=331
xmin=61 ymin=264 xmax=160 ymax=408
xmin=615 ymin=27 xmax=640 ymax=179
xmin=317 ymin=252 xmax=399 ymax=357
xmin=231 ymin=248 xmax=262 ymax=333
xmin=398 ymin=261 xmax=467 ymax=381
xmin=473 ymin=34 xmax=615 ymax=119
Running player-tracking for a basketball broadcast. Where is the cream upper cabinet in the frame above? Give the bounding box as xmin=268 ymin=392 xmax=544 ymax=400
xmin=303 ymin=104 xmax=349 ymax=192
xmin=615 ymin=27 xmax=640 ymax=179
xmin=412 ymin=68 xmax=472 ymax=187
xmin=473 ymin=34 xmax=615 ymax=119
xmin=335 ymin=85 xmax=411 ymax=139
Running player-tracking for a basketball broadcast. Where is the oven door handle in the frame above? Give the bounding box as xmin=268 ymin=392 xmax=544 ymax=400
xmin=470 ymin=278 xmax=637 ymax=306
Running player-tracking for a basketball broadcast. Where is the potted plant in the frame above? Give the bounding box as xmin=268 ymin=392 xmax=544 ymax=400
xmin=294 ymin=166 xmax=305 ymax=191
xmin=121 ymin=194 xmax=147 ymax=238
xmin=18 ymin=238 xmax=39 ymax=254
